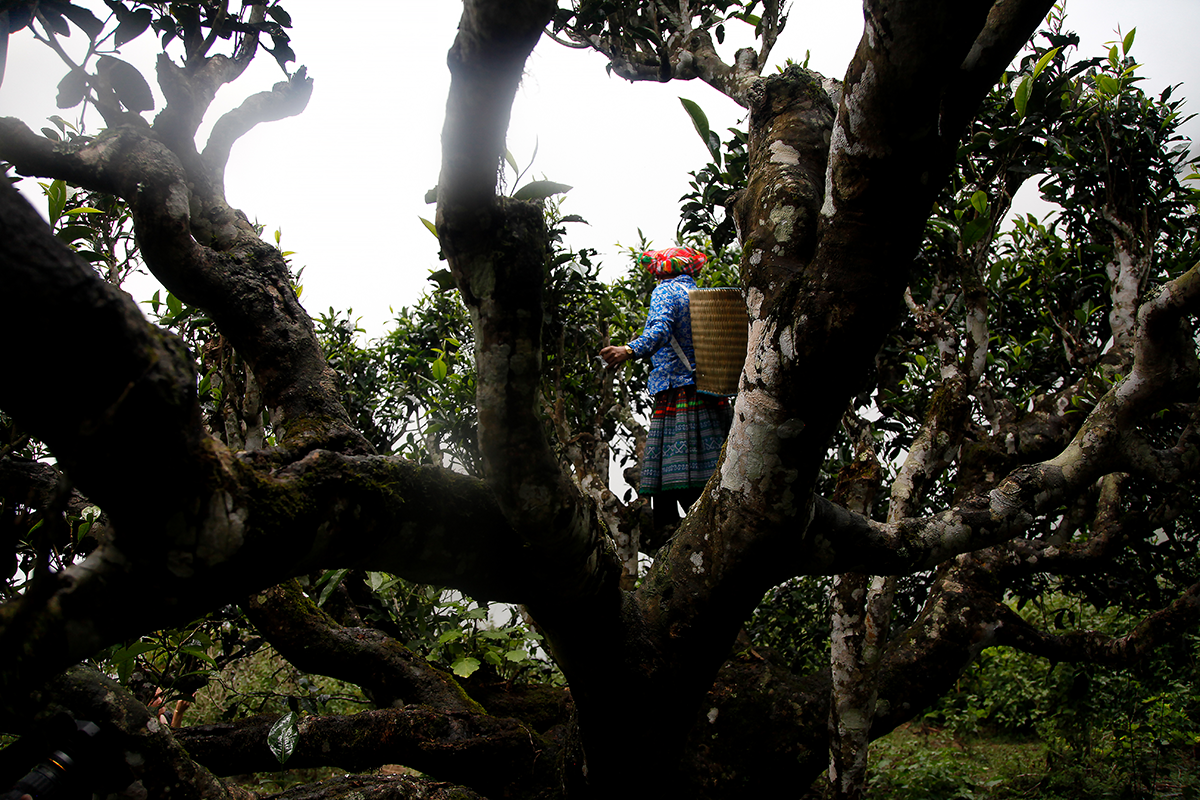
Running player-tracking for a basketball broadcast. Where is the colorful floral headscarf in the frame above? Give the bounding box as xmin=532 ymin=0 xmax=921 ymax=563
xmin=640 ymin=247 xmax=708 ymax=279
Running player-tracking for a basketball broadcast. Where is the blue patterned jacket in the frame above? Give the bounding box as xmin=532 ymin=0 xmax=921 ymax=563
xmin=628 ymin=275 xmax=696 ymax=395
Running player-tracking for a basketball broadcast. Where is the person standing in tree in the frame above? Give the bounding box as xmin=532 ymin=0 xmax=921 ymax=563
xmin=600 ymin=247 xmax=732 ymax=547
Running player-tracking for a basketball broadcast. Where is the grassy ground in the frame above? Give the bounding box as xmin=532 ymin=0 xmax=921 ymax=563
xmin=862 ymin=725 xmax=1200 ymax=800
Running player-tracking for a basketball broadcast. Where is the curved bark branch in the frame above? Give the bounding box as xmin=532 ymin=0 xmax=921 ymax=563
xmin=244 ymin=581 xmax=482 ymax=714
xmin=0 ymin=122 xmax=368 ymax=454
xmin=994 ymin=581 xmax=1200 ymax=665
xmin=561 ymin=1 xmax=794 ymax=106
xmin=595 ymin=27 xmax=763 ymax=105
xmin=154 ymin=53 xmax=255 ymax=158
xmin=175 ymin=707 xmax=552 ymax=796
xmin=202 ymin=67 xmax=313 ymax=189
xmin=0 ymin=445 xmax=552 ymax=701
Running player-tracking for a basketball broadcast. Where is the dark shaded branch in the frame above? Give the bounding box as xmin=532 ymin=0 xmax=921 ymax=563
xmin=11 ymin=665 xmax=252 ymax=800
xmin=266 ymin=775 xmax=484 ymax=800
xmin=0 ymin=121 xmax=368 ymax=454
xmin=993 ymin=581 xmax=1200 ymax=665
xmin=0 ymin=458 xmax=94 ymax=519
xmin=0 ymin=179 xmax=567 ymax=696
xmin=0 ymin=445 xmax=552 ymax=700
xmin=0 ymin=119 xmax=208 ymax=265
xmin=244 ymin=581 xmax=482 ymax=714
xmin=682 ymin=649 xmax=833 ymax=793
xmin=946 ymin=0 xmax=1059 ymax=131
xmin=175 ymin=707 xmax=552 ymax=796
xmin=0 ymin=173 xmax=206 ymax=526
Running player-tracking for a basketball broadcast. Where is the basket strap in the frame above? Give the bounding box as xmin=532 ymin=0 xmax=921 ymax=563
xmin=669 ymin=335 xmax=695 ymax=375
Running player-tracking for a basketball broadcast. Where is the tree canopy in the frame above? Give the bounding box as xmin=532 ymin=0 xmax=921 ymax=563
xmin=0 ymin=1 xmax=1198 ymax=798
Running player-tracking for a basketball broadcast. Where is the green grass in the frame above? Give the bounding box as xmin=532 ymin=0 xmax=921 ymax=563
xmin=864 ymin=725 xmax=1200 ymax=800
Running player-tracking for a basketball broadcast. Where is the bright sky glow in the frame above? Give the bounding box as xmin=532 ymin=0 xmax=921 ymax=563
xmin=1 ymin=1 xmax=1197 ymax=339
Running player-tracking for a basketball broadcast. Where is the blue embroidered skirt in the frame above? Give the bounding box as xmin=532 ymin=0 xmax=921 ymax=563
xmin=639 ymin=385 xmax=732 ymax=495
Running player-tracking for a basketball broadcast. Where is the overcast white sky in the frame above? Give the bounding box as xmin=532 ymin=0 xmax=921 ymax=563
xmin=2 ymin=1 xmax=1198 ymax=339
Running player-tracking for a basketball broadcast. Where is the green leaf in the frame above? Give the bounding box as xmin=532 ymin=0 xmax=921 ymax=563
xmin=1031 ymin=47 xmax=1059 ymax=80
xmin=166 ymin=292 xmax=183 ymax=317
xmin=63 ymin=207 xmax=104 ymax=215
xmin=962 ymin=216 xmax=990 ymax=247
xmin=1013 ymin=76 xmax=1031 ymax=119
xmin=1122 ymin=27 xmax=1136 ymax=56
xmin=427 ymin=269 xmax=456 ymax=292
xmin=969 ymin=190 xmax=988 ymax=215
xmin=179 ymin=645 xmax=216 ymax=665
xmin=45 ymin=178 xmax=66 ymax=223
xmin=503 ymin=148 xmax=519 ymax=176
xmin=106 ymin=640 xmax=159 ymax=682
xmin=679 ymin=96 xmax=711 ymax=146
xmin=55 ymin=223 xmax=96 ymax=244
xmin=314 ymin=568 xmax=349 ymax=606
xmin=512 ymin=180 xmax=572 ymax=201
xmin=705 ymin=130 xmax=722 ymax=165
xmin=504 ymin=649 xmax=529 ymax=663
xmin=1095 ymin=74 xmax=1120 ymax=97
xmin=431 ymin=358 xmax=448 ymax=382
xmin=450 ymin=657 xmax=480 ymax=678
xmin=419 ymin=216 xmax=438 ymax=237
xmin=267 ymin=712 xmax=299 ymax=765
xmin=268 ymin=39 xmax=295 ymax=72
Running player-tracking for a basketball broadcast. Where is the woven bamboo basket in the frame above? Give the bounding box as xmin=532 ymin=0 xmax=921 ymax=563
xmin=689 ymin=288 xmax=749 ymax=396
